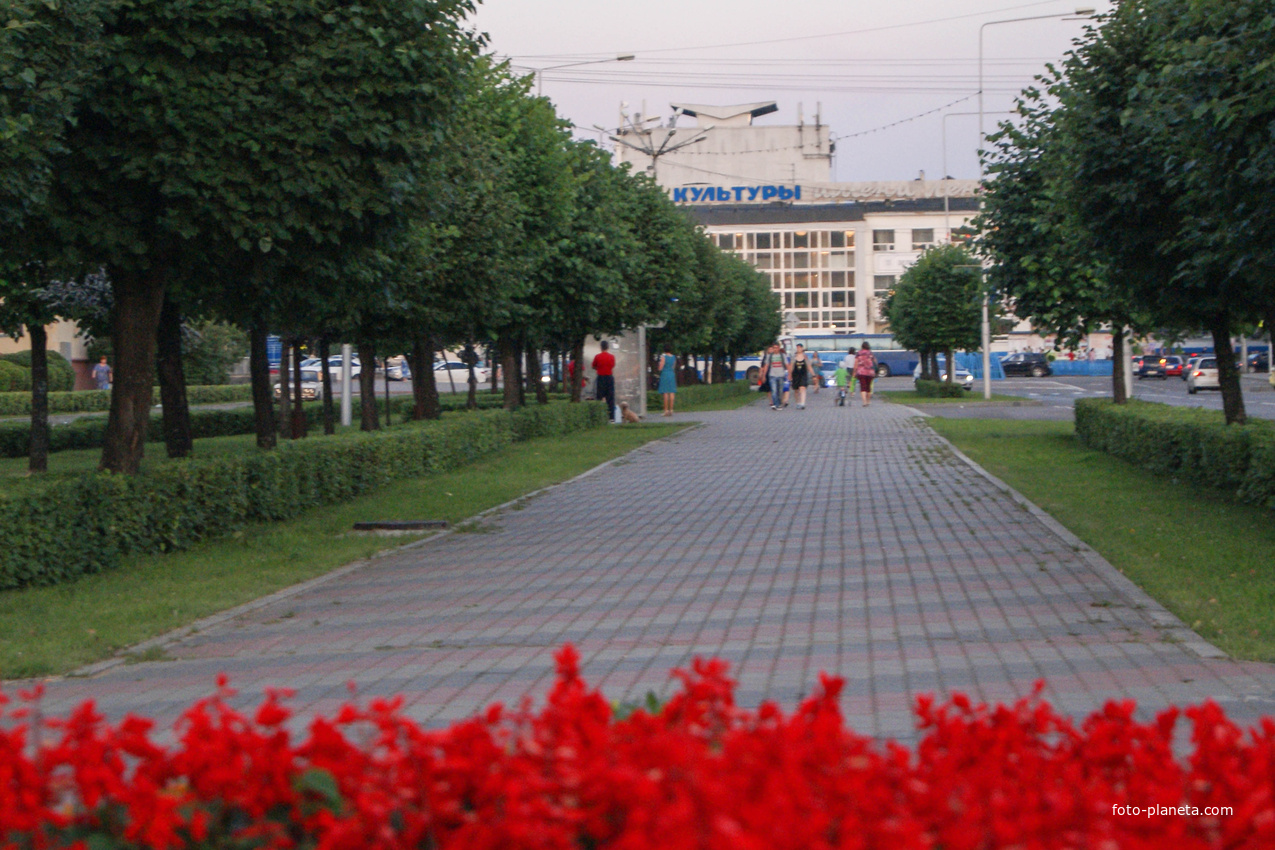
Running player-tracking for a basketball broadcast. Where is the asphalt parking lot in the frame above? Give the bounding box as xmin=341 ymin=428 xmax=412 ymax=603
xmin=889 ymin=372 xmax=1275 ymax=422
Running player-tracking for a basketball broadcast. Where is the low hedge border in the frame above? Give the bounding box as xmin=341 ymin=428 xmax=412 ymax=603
xmin=647 ymin=380 xmax=753 ymax=410
xmin=1074 ymin=398 xmax=1275 ymax=509
xmin=0 ymin=401 xmax=608 ymax=590
xmin=913 ymin=378 xmax=967 ymax=398
xmin=0 ymin=383 xmax=254 ymax=416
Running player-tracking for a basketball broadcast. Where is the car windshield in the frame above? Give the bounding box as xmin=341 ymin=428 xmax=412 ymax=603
xmin=1199 ymin=359 xmax=1216 ymax=368
xmin=299 ymin=370 xmax=321 ymax=382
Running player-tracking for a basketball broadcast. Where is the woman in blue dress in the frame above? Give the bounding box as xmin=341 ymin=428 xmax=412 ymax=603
xmin=657 ymin=344 xmax=678 ymax=416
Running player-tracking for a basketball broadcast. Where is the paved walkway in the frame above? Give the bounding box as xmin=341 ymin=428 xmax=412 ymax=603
xmin=20 ymin=396 xmax=1275 ymax=741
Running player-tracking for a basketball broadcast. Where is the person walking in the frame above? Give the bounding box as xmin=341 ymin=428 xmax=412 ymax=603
xmin=591 ymin=340 xmax=616 ymax=421
xmin=854 ymin=341 xmax=878 ymax=407
xmin=808 ymin=349 xmax=823 ymax=394
xmin=657 ymin=344 xmax=678 ymax=416
xmin=92 ymin=355 xmax=112 ymax=391
xmin=832 ymin=360 xmax=848 ymax=406
xmin=788 ymin=343 xmax=811 ymax=409
xmin=761 ymin=342 xmax=788 ymax=410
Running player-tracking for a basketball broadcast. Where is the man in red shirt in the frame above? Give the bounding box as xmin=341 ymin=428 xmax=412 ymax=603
xmin=592 ymin=340 xmax=616 ymax=421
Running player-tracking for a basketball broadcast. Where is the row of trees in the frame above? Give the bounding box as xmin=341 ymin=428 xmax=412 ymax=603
xmin=977 ymin=0 xmax=1274 ymax=423
xmin=0 ymin=0 xmax=778 ymax=474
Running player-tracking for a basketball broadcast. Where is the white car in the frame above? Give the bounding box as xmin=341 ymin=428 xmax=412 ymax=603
xmin=274 ymin=368 xmax=322 ymax=400
xmin=299 ymin=355 xmax=361 ymax=378
xmin=1186 ymin=357 xmax=1219 ymax=393
xmin=434 ymin=360 xmax=490 ymax=388
xmin=913 ymin=360 xmax=975 ymax=390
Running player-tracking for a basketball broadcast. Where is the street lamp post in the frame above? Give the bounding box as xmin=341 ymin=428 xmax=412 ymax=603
xmin=534 ymin=54 xmax=635 ymax=96
xmin=977 ymin=7 xmax=1095 ymax=399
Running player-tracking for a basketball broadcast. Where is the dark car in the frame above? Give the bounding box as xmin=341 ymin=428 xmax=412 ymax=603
xmin=999 ymin=352 xmax=1052 ymax=378
xmin=1137 ymin=355 xmax=1170 ymax=379
xmin=1248 ymin=350 xmax=1270 ymax=373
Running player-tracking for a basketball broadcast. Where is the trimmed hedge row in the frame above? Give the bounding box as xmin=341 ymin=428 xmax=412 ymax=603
xmin=0 ymin=401 xmax=608 ymax=589
xmin=0 ymin=350 xmax=76 ymax=391
xmin=1074 ymin=398 xmax=1275 ymax=508
xmin=647 ymin=380 xmax=753 ymax=410
xmin=0 ymin=382 xmax=254 ymax=416
xmin=913 ymin=378 xmax=967 ymax=398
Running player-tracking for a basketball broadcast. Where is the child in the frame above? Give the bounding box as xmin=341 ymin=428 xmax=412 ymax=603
xmin=833 ymin=363 xmax=848 ymax=407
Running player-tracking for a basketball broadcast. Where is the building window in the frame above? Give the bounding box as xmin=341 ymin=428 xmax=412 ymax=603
xmin=755 ymin=232 xmax=772 ymax=249
xmin=793 ymin=231 xmax=809 ymax=248
xmin=874 ymin=274 xmax=896 ymax=295
xmin=873 ymin=230 xmax=894 ymax=252
xmin=911 ymin=229 xmax=935 ymax=251
xmin=793 ymin=252 xmax=809 ymax=269
xmin=831 ymin=291 xmax=846 ymax=308
xmin=794 ymin=292 xmax=809 ymax=308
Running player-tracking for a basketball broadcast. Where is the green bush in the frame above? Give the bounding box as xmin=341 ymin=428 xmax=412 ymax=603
xmin=0 ymin=350 xmax=76 ymax=391
xmin=0 ymin=402 xmax=608 ymax=589
xmin=646 ymin=381 xmax=752 ymax=410
xmin=1074 ymin=398 xmax=1275 ymax=509
xmin=913 ymin=378 xmax=967 ymax=398
xmin=0 ymin=361 xmax=30 ymax=392
xmin=0 ymin=383 xmax=253 ymax=416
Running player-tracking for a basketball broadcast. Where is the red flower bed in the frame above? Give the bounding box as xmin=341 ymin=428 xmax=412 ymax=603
xmin=3 ymin=645 xmax=1273 ymax=849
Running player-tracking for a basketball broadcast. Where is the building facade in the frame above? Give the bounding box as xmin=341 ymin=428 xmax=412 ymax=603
xmin=613 ymin=101 xmax=979 ymax=335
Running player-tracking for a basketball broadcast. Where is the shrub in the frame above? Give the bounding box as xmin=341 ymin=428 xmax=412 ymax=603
xmin=1 ymin=646 xmax=1271 ymax=849
xmin=0 ymin=383 xmax=253 ymax=416
xmin=913 ymin=378 xmax=967 ymax=398
xmin=1074 ymin=398 xmax=1275 ymax=509
xmin=0 ymin=402 xmax=608 ymax=589
xmin=0 ymin=350 xmax=76 ymax=391
xmin=646 ymin=380 xmax=752 ymax=410
xmin=0 ymin=361 xmax=29 ymax=392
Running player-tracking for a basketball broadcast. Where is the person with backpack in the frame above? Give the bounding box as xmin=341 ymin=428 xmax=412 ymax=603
xmin=760 ymin=342 xmax=788 ymax=410
xmin=854 ymin=341 xmax=878 ymax=407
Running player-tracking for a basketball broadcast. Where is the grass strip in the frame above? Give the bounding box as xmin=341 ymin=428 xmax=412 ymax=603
xmin=0 ymin=423 xmax=686 ymax=679
xmin=928 ymin=417 xmax=1275 ymax=662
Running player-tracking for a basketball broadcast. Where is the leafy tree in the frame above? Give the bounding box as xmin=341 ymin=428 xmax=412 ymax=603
xmin=885 ymin=244 xmax=984 ymax=382
xmin=41 ymin=0 xmax=476 ymax=472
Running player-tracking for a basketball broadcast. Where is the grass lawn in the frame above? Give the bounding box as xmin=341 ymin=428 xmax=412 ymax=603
xmin=880 ymin=390 xmax=1034 ymax=404
xmin=0 ymin=422 xmax=686 ymax=679
xmin=928 ymin=417 xmax=1275 ymax=662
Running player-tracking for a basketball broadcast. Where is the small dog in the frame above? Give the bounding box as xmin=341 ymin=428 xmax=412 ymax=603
xmin=620 ymin=401 xmax=643 ymax=424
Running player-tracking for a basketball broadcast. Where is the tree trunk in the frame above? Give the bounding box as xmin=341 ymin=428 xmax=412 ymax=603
xmin=320 ymin=337 xmax=335 ymax=435
xmin=490 ymin=346 xmax=500 ymax=395
xmin=526 ymin=342 xmax=547 ymax=404
xmin=156 ymin=295 xmax=193 ymax=458
xmin=358 ymin=342 xmax=379 ymax=430
xmin=290 ymin=340 xmax=307 ymax=438
xmin=499 ymin=337 xmax=520 ymax=410
xmin=249 ymin=321 xmax=276 ymax=449
xmin=278 ymin=338 xmax=292 ymax=436
xmin=411 ymin=336 xmax=440 ymax=420
xmin=1111 ymin=326 xmax=1127 ymax=404
xmin=945 ymin=347 xmax=955 ymax=383
xmin=1211 ymin=319 xmax=1247 ymax=425
xmin=570 ymin=339 xmax=585 ymax=403
xmin=384 ymin=359 xmax=392 ymax=427
xmin=27 ymin=324 xmax=49 ymax=474
xmin=464 ymin=341 xmax=479 ymax=410
xmin=100 ymin=268 xmax=165 ymax=474
xmin=514 ymin=342 xmax=526 ymax=407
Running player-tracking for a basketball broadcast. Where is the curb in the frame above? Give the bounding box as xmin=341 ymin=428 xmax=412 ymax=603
xmin=58 ymin=421 xmax=702 ymax=682
xmin=916 ymin=413 xmax=1229 ymax=661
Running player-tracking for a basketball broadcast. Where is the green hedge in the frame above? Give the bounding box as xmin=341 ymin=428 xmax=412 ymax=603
xmin=0 ymin=362 xmax=28 ymax=392
xmin=647 ymin=381 xmax=753 ymax=410
xmin=1074 ymin=398 xmax=1275 ymax=509
xmin=913 ymin=378 xmax=967 ymax=398
xmin=0 ymin=401 xmax=608 ymax=590
xmin=0 ymin=351 xmax=76 ymax=391
xmin=0 ymin=383 xmax=253 ymax=416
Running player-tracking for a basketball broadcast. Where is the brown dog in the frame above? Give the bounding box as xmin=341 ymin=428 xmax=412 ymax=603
xmin=620 ymin=401 xmax=642 ymax=424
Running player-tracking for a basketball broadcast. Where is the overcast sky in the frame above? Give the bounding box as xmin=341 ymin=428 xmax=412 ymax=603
xmin=468 ymin=0 xmax=1113 ymax=182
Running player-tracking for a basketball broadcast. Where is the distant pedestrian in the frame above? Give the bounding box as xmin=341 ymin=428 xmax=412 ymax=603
xmin=92 ymin=355 xmax=112 ymax=391
xmin=854 ymin=342 xmax=878 ymax=406
xmin=833 ymin=361 xmax=848 ymax=406
xmin=788 ymin=344 xmax=812 ymax=409
xmin=592 ymin=340 xmax=616 ymax=421
xmin=808 ymin=350 xmax=823 ymax=394
xmin=657 ymin=344 xmax=678 ymax=416
xmin=761 ymin=342 xmax=788 ymax=410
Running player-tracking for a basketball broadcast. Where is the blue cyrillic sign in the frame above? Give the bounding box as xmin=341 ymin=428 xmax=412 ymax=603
xmin=671 ymin=185 xmax=802 ymax=204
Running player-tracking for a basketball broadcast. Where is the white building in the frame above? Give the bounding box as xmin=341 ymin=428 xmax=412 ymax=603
xmin=613 ymin=101 xmax=979 ymax=336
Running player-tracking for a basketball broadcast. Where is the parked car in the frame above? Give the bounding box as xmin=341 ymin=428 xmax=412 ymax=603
xmin=999 ymin=352 xmax=1052 ymax=378
xmin=385 ymin=356 xmax=411 ymax=381
xmin=299 ymin=355 xmax=361 ymax=378
xmin=273 ymin=369 xmax=322 ymax=400
xmin=434 ymin=360 xmax=489 ymax=388
xmin=1186 ymin=357 xmax=1220 ymax=393
xmin=912 ymin=359 xmax=974 ymax=390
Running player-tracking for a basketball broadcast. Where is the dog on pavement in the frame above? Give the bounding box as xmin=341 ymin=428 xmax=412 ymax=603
xmin=620 ymin=401 xmax=643 ymax=424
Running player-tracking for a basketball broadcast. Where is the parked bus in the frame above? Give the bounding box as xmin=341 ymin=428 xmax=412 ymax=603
xmin=734 ymin=334 xmax=919 ymax=383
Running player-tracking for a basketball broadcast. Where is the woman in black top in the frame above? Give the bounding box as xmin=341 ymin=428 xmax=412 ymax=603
xmin=788 ymin=343 xmax=810 ymax=409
